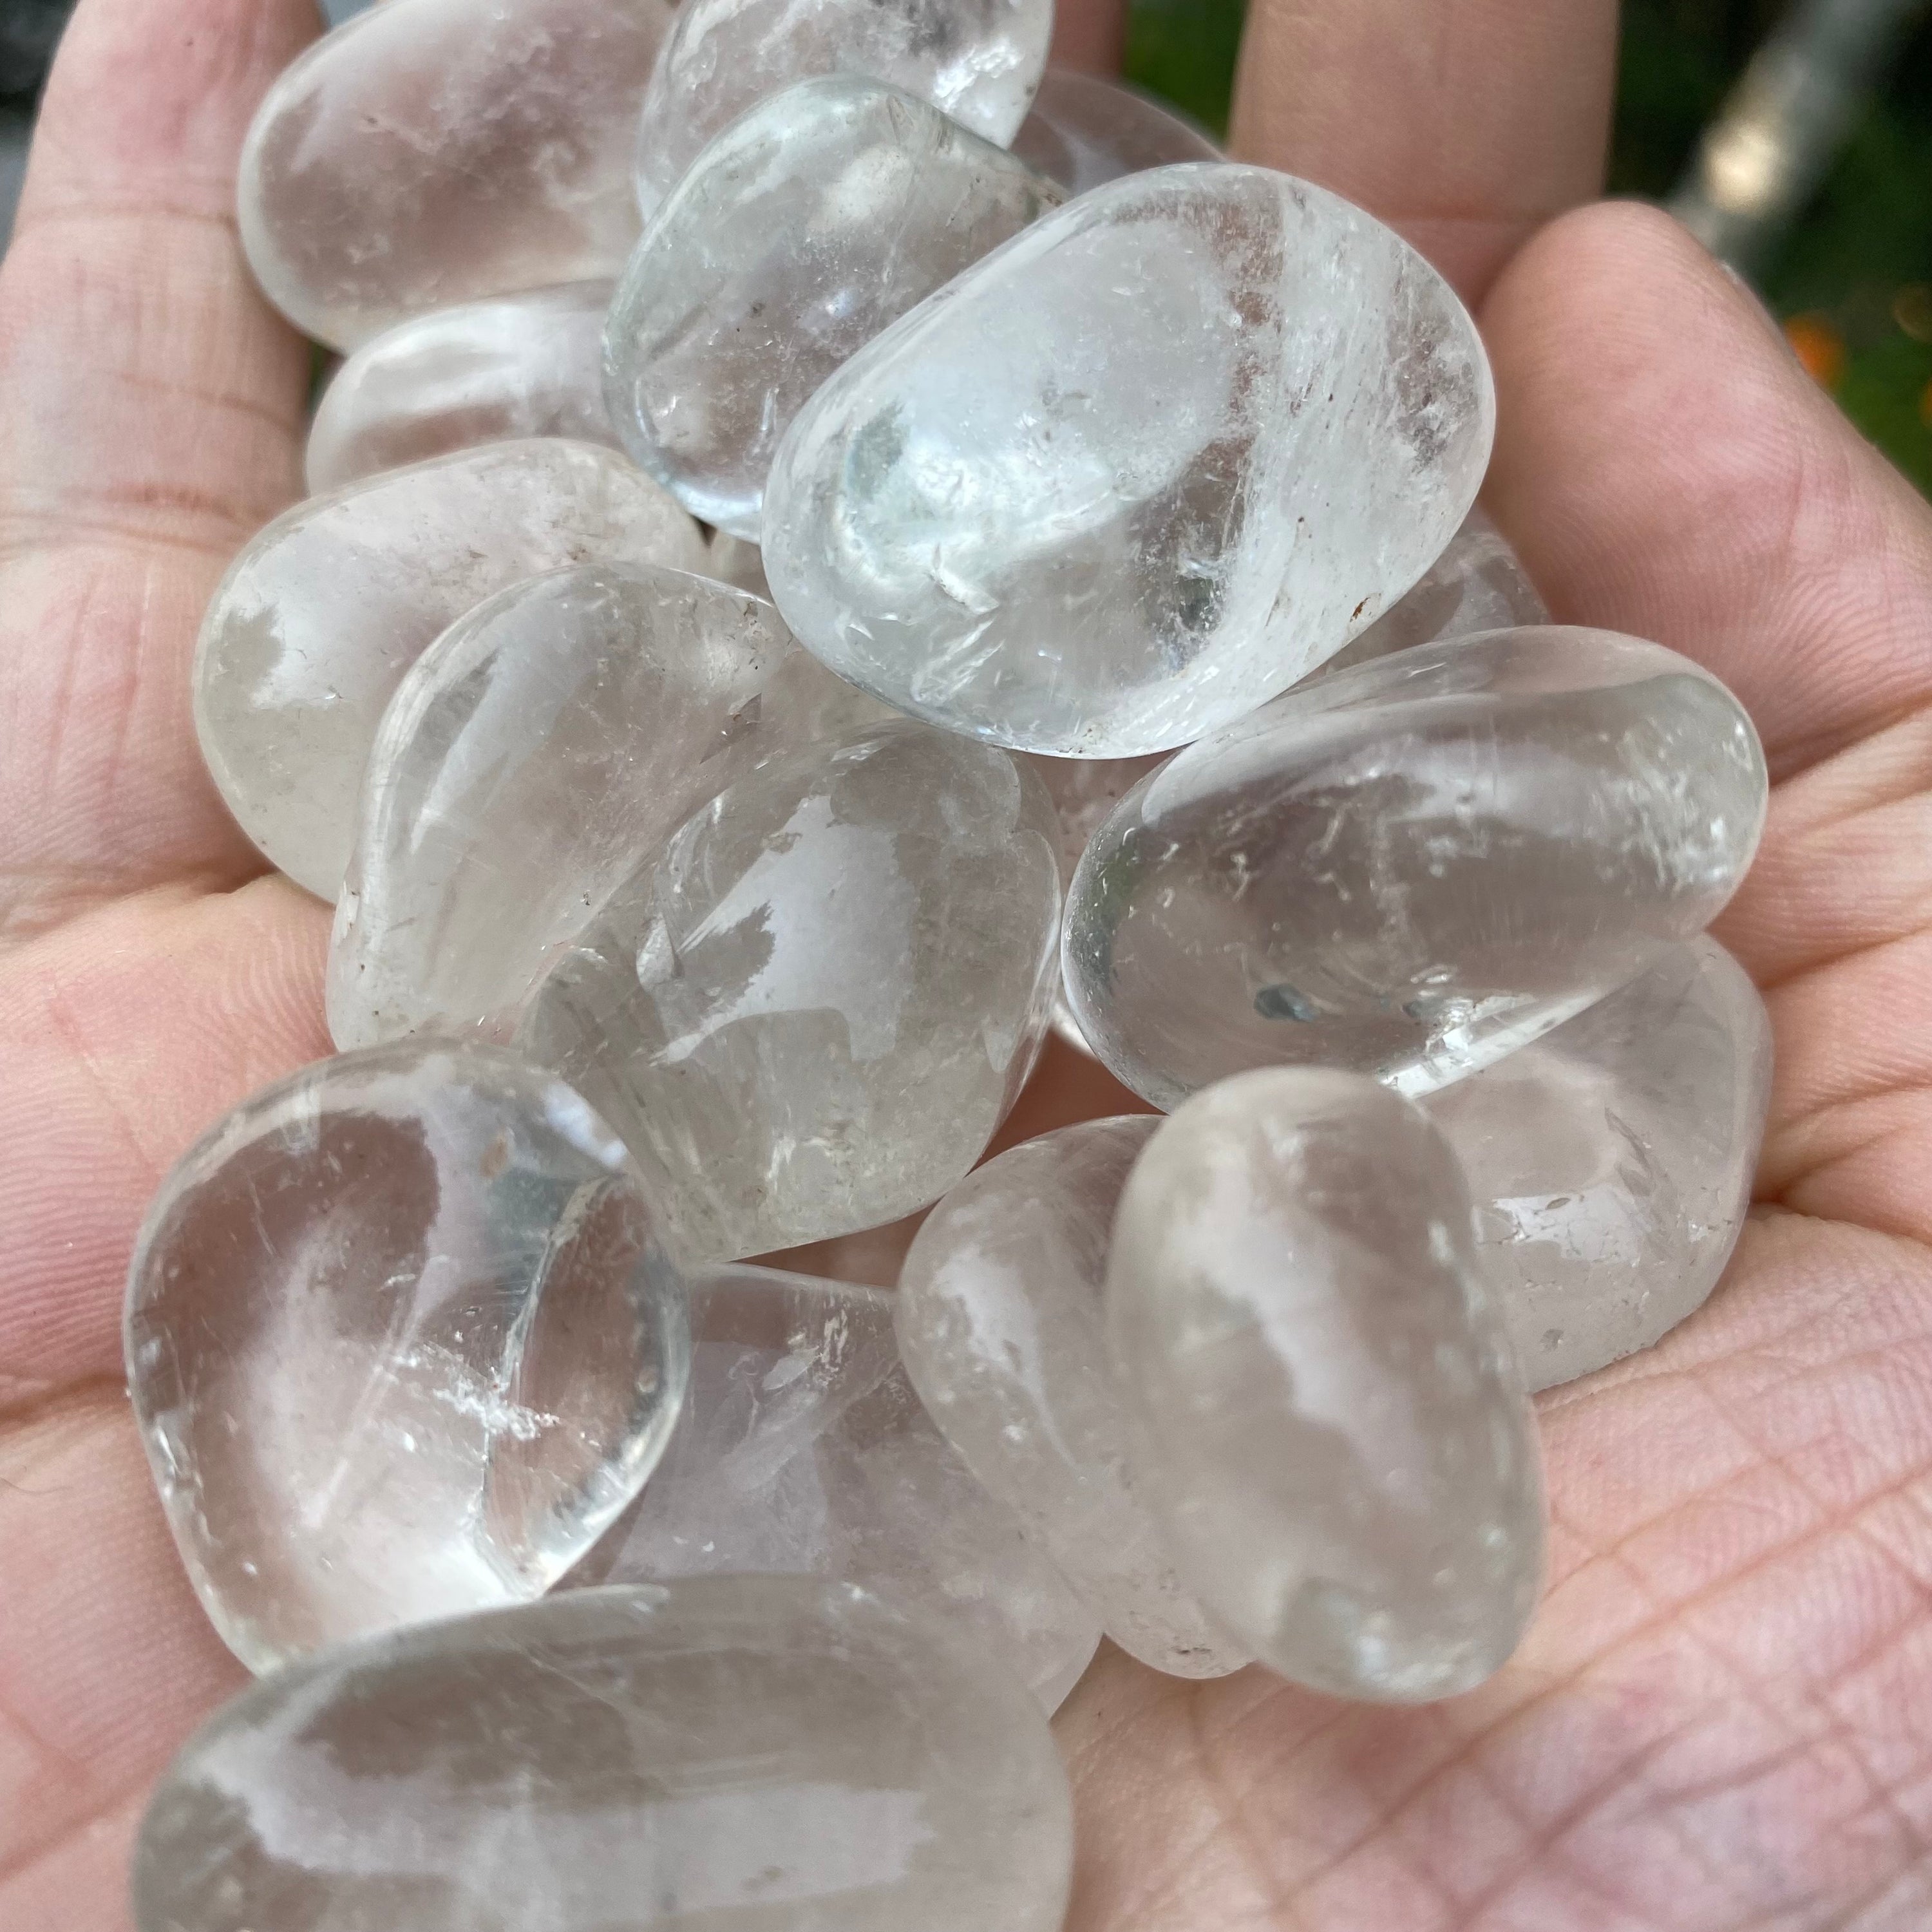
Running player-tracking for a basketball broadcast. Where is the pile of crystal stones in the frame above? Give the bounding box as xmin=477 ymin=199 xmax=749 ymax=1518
xmin=124 ymin=0 xmax=1772 ymax=1924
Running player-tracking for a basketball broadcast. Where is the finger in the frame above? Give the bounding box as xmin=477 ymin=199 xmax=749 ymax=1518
xmin=1050 ymin=0 xmax=1126 ymax=76
xmin=1229 ymin=0 xmax=1618 ymax=302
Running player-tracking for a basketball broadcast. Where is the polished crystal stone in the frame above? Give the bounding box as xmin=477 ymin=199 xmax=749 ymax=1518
xmin=632 ymin=0 xmax=1052 ymax=222
xmin=608 ymin=76 xmax=1061 ymax=540
xmin=761 ymin=164 xmax=1493 ymax=756
xmin=706 ymin=531 xmax=771 ymax=597
xmin=194 ymin=440 xmax=706 ymax=900
xmin=1108 ymin=1068 xmax=1544 ymax=1702
xmin=574 ymin=1265 xmax=1101 ymax=1710
xmin=519 ymin=723 xmax=1062 ymax=1261
xmin=329 ymin=564 xmax=792 ymax=1052
xmin=123 ymin=1039 xmax=690 ymax=1674
xmin=1425 ymin=937 xmax=1772 ymax=1393
xmin=239 ymin=0 xmax=670 ymax=349
xmin=132 ymin=1579 xmax=1074 ymax=1932
xmin=898 ymin=1119 xmax=1248 ymax=1678
xmin=1012 ymin=67 xmax=1220 ymax=194
xmin=1065 ymin=626 xmax=1768 ymax=1109
xmin=306 ymin=283 xmax=620 ymax=493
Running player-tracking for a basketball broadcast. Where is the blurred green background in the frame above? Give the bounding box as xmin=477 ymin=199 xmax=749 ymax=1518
xmin=1127 ymin=0 xmax=1932 ymax=493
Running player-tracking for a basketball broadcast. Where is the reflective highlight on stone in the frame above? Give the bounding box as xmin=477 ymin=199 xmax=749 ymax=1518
xmin=1107 ymin=1068 xmax=1544 ymax=1702
xmin=608 ymin=77 xmax=1061 ymax=540
xmin=898 ymin=1119 xmax=1248 ymax=1677
xmin=1426 ymin=937 xmax=1772 ymax=1393
xmin=307 ymin=283 xmax=620 ymax=492
xmin=632 ymin=0 xmax=1053 ymax=221
xmin=1065 ymin=627 xmax=1768 ymax=1108
xmin=1012 ymin=67 xmax=1220 ymax=195
xmin=575 ymin=1265 xmax=1101 ymax=1710
xmin=123 ymin=1040 xmax=690 ymax=1674
xmin=240 ymin=0 xmax=670 ymax=348
xmin=194 ymin=440 xmax=706 ymax=899
xmin=762 ymin=164 xmax=1493 ymax=755
xmin=329 ymin=565 xmax=791 ymax=1052
xmin=133 ymin=1580 xmax=1075 ymax=1932
xmin=519 ymin=723 xmax=1062 ymax=1261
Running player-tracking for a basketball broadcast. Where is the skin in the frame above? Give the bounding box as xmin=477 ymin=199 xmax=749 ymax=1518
xmin=3 ymin=0 xmax=1931 ymax=1923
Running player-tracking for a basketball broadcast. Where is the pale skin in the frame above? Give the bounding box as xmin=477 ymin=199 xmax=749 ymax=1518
xmin=3 ymin=0 xmax=1931 ymax=1920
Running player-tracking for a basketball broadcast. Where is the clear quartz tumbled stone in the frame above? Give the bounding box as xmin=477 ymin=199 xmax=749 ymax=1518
xmin=239 ymin=0 xmax=670 ymax=348
xmin=606 ymin=75 xmax=1063 ymax=540
xmin=1064 ymin=625 xmax=1769 ymax=1108
xmin=132 ymin=1579 xmax=1075 ymax=1932
xmin=1011 ymin=66 xmax=1221 ymax=194
xmin=761 ymin=163 xmax=1495 ymax=756
xmin=123 ymin=1039 xmax=691 ymax=1674
xmin=898 ymin=1119 xmax=1250 ymax=1678
xmin=1425 ymin=936 xmax=1773 ymax=1393
xmin=573 ymin=1264 xmax=1101 ymax=1711
xmin=1107 ymin=1068 xmax=1546 ymax=1703
xmin=518 ymin=722 xmax=1063 ymax=1262
xmin=631 ymin=0 xmax=1052 ymax=221
xmin=193 ymin=439 xmax=706 ymax=900
xmin=306 ymin=283 xmax=622 ymax=493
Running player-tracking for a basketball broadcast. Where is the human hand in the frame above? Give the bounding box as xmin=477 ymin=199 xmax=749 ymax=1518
xmin=5 ymin=0 xmax=1932 ymax=1924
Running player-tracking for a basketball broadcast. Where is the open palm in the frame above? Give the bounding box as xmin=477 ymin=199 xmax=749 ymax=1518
xmin=5 ymin=0 xmax=1932 ymax=1924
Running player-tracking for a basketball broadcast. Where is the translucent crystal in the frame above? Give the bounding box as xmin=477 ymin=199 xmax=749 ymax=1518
xmin=133 ymin=1580 xmax=1074 ymax=1932
xmin=1012 ymin=67 xmax=1220 ymax=194
xmin=1108 ymin=1068 xmax=1544 ymax=1703
xmin=194 ymin=440 xmax=705 ymax=900
xmin=632 ymin=0 xmax=1053 ymax=222
xmin=239 ymin=0 xmax=670 ymax=348
xmin=1425 ymin=937 xmax=1772 ymax=1393
xmin=706 ymin=531 xmax=771 ymax=596
xmin=898 ymin=1119 xmax=1248 ymax=1678
xmin=519 ymin=723 xmax=1062 ymax=1261
xmin=1065 ymin=626 xmax=1768 ymax=1109
xmin=123 ymin=1039 xmax=690 ymax=1674
xmin=306 ymin=283 xmax=620 ymax=493
xmin=574 ymin=1265 xmax=1101 ymax=1710
xmin=761 ymin=163 xmax=1493 ymax=756
xmin=328 ymin=564 xmax=792 ymax=1052
xmin=607 ymin=76 xmax=1062 ymax=540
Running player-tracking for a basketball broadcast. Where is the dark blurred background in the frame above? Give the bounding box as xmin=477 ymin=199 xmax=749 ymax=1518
xmin=1 ymin=0 xmax=1927 ymax=489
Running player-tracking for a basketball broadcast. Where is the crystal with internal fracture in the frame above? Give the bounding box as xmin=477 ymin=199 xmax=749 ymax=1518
xmin=240 ymin=0 xmax=670 ymax=348
xmin=1012 ymin=67 xmax=1220 ymax=194
xmin=1108 ymin=1068 xmax=1544 ymax=1702
xmin=194 ymin=440 xmax=705 ymax=899
xmin=1064 ymin=626 xmax=1768 ymax=1108
xmin=632 ymin=0 xmax=1052 ymax=220
xmin=519 ymin=723 xmax=1063 ymax=1261
xmin=132 ymin=1579 xmax=1074 ymax=1932
xmin=898 ymin=1119 xmax=1249 ymax=1678
xmin=306 ymin=283 xmax=621 ymax=492
xmin=762 ymin=164 xmax=1494 ymax=755
xmin=607 ymin=76 xmax=1062 ymax=540
xmin=123 ymin=1039 xmax=690 ymax=1673
xmin=1425 ymin=937 xmax=1772 ymax=1392
xmin=574 ymin=1265 xmax=1101 ymax=1710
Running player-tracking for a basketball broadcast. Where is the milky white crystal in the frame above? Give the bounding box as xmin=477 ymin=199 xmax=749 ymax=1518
xmin=194 ymin=440 xmax=705 ymax=899
xmin=761 ymin=163 xmax=1494 ymax=755
xmin=898 ymin=1119 xmax=1248 ymax=1677
xmin=240 ymin=0 xmax=670 ymax=348
xmin=632 ymin=0 xmax=1053 ymax=221
xmin=329 ymin=564 xmax=793 ymax=1052
xmin=1426 ymin=937 xmax=1772 ymax=1393
xmin=133 ymin=1580 xmax=1074 ymax=1932
xmin=1064 ymin=626 xmax=1768 ymax=1108
xmin=519 ymin=722 xmax=1062 ymax=1261
xmin=306 ymin=283 xmax=621 ymax=492
xmin=574 ymin=1265 xmax=1101 ymax=1709
xmin=607 ymin=76 xmax=1062 ymax=540
xmin=1108 ymin=1068 xmax=1544 ymax=1702
xmin=1012 ymin=66 xmax=1220 ymax=194
xmin=124 ymin=1039 xmax=690 ymax=1673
